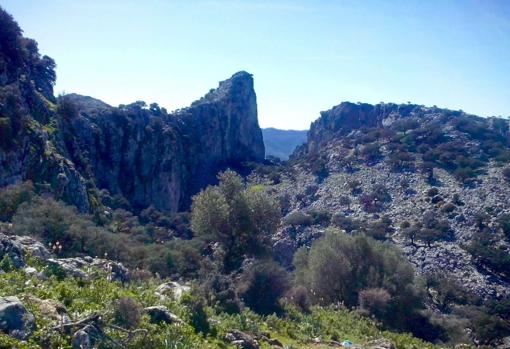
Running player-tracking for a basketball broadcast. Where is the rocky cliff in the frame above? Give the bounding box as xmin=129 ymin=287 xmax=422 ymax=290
xmin=0 ymin=8 xmax=264 ymax=213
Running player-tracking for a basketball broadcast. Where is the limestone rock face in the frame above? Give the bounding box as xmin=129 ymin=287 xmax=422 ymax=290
xmin=306 ymin=102 xmax=436 ymax=153
xmin=0 ymin=9 xmax=264 ymax=213
xmin=57 ymin=71 xmax=264 ymax=212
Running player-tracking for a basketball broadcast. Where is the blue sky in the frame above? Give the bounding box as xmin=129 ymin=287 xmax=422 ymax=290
xmin=3 ymin=0 xmax=510 ymax=129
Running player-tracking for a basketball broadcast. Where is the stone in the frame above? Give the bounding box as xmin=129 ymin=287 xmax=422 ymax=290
xmin=224 ymin=330 xmax=259 ymax=349
xmin=155 ymin=281 xmax=191 ymax=301
xmin=72 ymin=324 xmax=102 ymax=349
xmin=0 ymin=296 xmax=35 ymax=339
xmin=46 ymin=257 xmax=130 ymax=282
xmin=367 ymin=339 xmax=395 ymax=349
xmin=144 ymin=306 xmax=181 ymax=324
xmin=27 ymin=296 xmax=70 ymax=325
xmin=497 ymin=336 xmax=510 ymax=349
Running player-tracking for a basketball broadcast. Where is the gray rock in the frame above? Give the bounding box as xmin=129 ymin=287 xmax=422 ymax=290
xmin=72 ymin=324 xmax=102 ymax=349
xmin=498 ymin=336 xmax=510 ymax=349
xmin=0 ymin=296 xmax=36 ymax=339
xmin=155 ymin=281 xmax=190 ymax=301
xmin=144 ymin=306 xmax=181 ymax=324
xmin=46 ymin=257 xmax=130 ymax=282
xmin=367 ymin=339 xmax=395 ymax=349
xmin=225 ymin=330 xmax=259 ymax=349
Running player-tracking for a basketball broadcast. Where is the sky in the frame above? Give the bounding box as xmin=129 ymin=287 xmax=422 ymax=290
xmin=3 ymin=0 xmax=510 ymax=130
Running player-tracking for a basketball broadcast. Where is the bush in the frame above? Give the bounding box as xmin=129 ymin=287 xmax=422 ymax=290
xmin=360 ymin=143 xmax=381 ymax=163
xmin=415 ymin=212 xmax=451 ymax=247
xmin=358 ymin=288 xmax=391 ymax=318
xmin=0 ymin=181 xmax=34 ymax=221
xmin=294 ymin=230 xmax=416 ymax=307
xmin=285 ymin=285 xmax=311 ymax=312
xmin=308 ymin=209 xmax=331 ymax=226
xmin=181 ymin=293 xmax=210 ymax=334
xmin=200 ymin=273 xmax=242 ymax=314
xmin=498 ymin=214 xmax=510 ymax=240
xmin=113 ymin=297 xmax=142 ymax=329
xmin=467 ymin=232 xmax=510 ymax=281
xmin=284 ymin=211 xmax=313 ymax=227
xmin=331 ymin=214 xmax=361 ymax=233
xmin=12 ymin=197 xmax=105 ymax=256
xmin=237 ymin=260 xmax=290 ymax=315
xmin=364 ymin=216 xmax=394 ymax=241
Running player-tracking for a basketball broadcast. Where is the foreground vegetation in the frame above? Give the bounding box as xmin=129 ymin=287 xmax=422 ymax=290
xmin=0 ymin=261 xmax=441 ymax=349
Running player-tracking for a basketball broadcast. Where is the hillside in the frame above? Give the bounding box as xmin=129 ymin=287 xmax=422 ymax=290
xmin=251 ymin=101 xmax=510 ymax=345
xmin=262 ymin=128 xmax=307 ymax=160
xmin=0 ymin=6 xmax=510 ymax=349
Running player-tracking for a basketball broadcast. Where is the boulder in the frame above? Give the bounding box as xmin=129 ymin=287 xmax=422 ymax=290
xmin=26 ymin=296 xmax=70 ymax=325
xmin=155 ymin=281 xmax=190 ymax=301
xmin=72 ymin=324 xmax=102 ymax=349
xmin=225 ymin=330 xmax=259 ymax=349
xmin=144 ymin=306 xmax=181 ymax=324
xmin=46 ymin=257 xmax=130 ymax=282
xmin=0 ymin=233 xmax=27 ymax=269
xmin=498 ymin=336 xmax=510 ymax=349
xmin=367 ymin=339 xmax=395 ymax=349
xmin=0 ymin=296 xmax=35 ymax=339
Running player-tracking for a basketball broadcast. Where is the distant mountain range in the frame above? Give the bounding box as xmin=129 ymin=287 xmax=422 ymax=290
xmin=262 ymin=128 xmax=307 ymax=160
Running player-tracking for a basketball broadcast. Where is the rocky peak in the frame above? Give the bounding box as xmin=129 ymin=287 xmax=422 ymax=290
xmin=307 ymin=102 xmax=438 ymax=153
xmin=52 ymin=71 xmax=264 ymax=212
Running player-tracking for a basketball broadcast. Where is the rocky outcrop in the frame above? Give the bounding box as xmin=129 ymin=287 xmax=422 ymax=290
xmin=0 ymin=8 xmax=264 ymax=213
xmin=0 ymin=233 xmax=131 ymax=282
xmin=305 ymin=102 xmax=459 ymax=153
xmin=56 ymin=71 xmax=264 ymax=212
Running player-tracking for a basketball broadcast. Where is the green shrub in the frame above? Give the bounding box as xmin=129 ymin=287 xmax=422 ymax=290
xmin=284 ymin=211 xmax=313 ymax=227
xmin=113 ymin=297 xmax=142 ymax=329
xmin=0 ymin=181 xmax=34 ymax=221
xmin=308 ymin=208 xmax=331 ymax=226
xmin=331 ymin=213 xmax=361 ymax=233
xmin=294 ymin=230 xmax=417 ymax=309
xmin=237 ymin=260 xmax=290 ymax=315
xmin=181 ymin=293 xmax=210 ymax=334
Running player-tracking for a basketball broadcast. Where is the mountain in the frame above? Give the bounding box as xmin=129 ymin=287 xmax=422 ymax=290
xmin=1 ymin=6 xmax=510 ymax=348
xmin=257 ymin=101 xmax=510 ymax=298
xmin=262 ymin=128 xmax=307 ymax=160
xmin=0 ymin=8 xmax=264 ymax=213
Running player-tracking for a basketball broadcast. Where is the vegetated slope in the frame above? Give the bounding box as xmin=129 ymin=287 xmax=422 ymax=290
xmin=262 ymin=128 xmax=307 ymax=160
xmin=0 ymin=6 xmax=264 ymax=213
xmin=255 ymin=102 xmax=510 ymax=298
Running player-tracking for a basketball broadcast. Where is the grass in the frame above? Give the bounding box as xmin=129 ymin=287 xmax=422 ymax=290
xmin=0 ymin=258 xmax=457 ymax=349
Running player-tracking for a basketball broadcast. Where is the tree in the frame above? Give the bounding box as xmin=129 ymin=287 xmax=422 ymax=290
xmin=191 ymin=170 xmax=280 ymax=271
